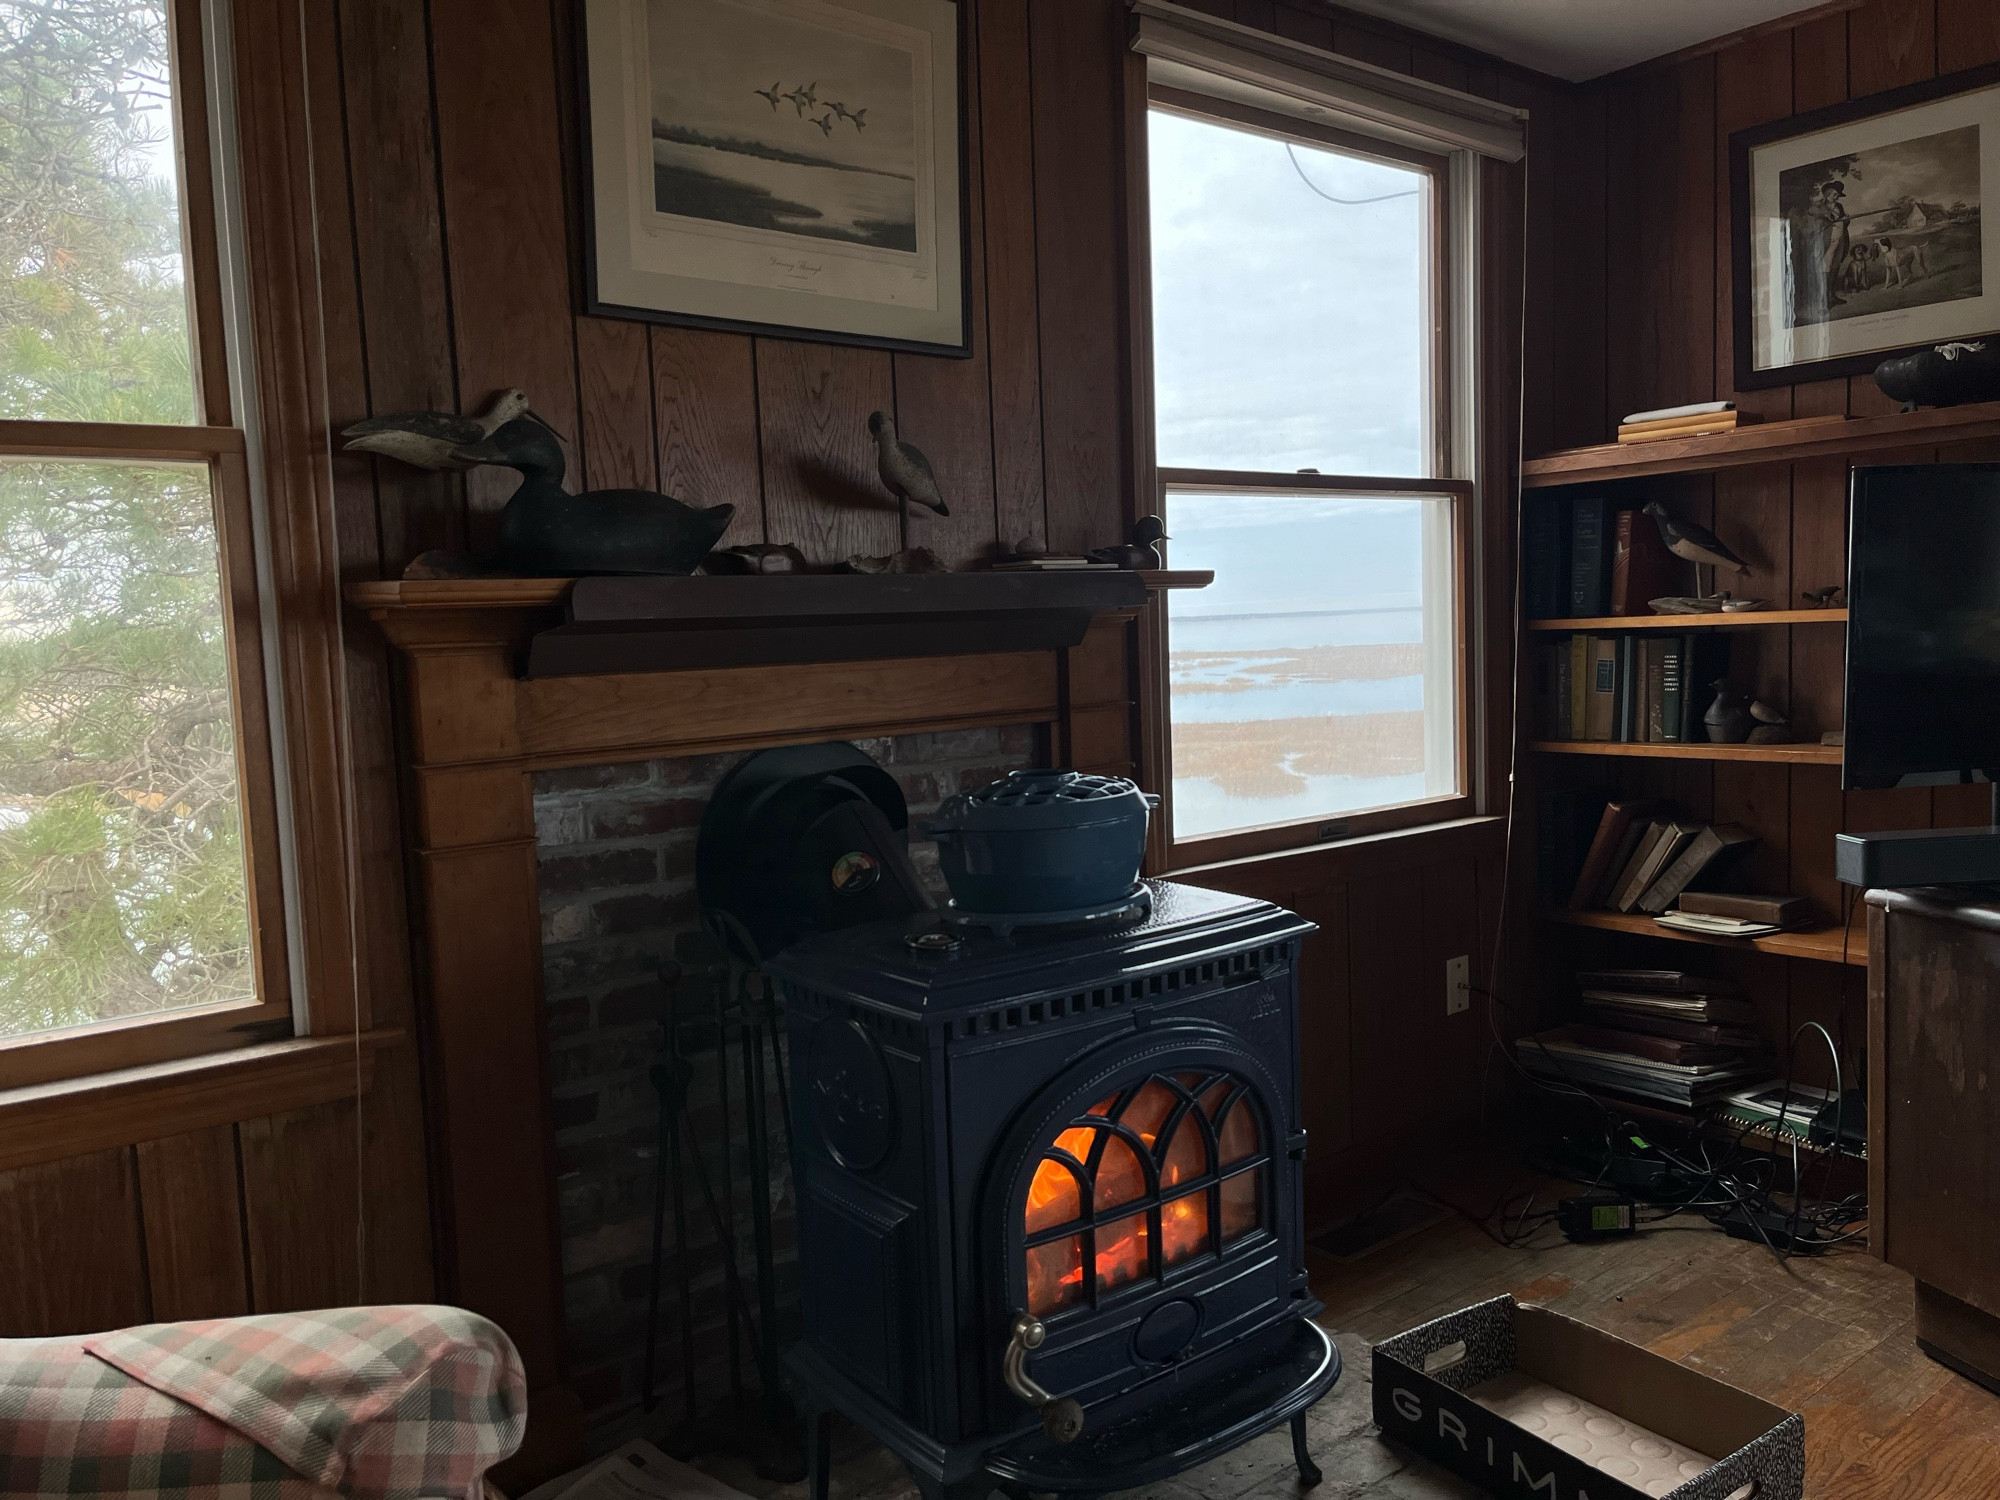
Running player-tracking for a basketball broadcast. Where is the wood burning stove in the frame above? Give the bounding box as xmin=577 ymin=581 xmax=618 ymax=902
xmin=766 ymin=880 xmax=1340 ymax=1500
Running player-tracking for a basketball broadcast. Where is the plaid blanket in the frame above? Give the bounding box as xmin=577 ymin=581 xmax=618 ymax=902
xmin=0 ymin=1306 xmax=525 ymax=1500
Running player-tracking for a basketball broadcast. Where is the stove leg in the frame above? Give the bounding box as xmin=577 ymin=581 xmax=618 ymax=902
xmin=805 ymin=1408 xmax=832 ymax=1500
xmin=1290 ymin=1411 xmax=1323 ymax=1488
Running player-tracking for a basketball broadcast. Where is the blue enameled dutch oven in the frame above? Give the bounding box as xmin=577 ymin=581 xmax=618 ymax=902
xmin=927 ymin=769 xmax=1158 ymax=913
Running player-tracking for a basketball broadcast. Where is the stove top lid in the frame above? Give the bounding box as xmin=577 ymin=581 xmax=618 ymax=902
xmin=763 ymin=879 xmax=1313 ymax=1016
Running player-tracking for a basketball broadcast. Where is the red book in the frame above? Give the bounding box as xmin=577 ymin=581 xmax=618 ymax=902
xmin=1610 ymin=509 xmax=1682 ymax=615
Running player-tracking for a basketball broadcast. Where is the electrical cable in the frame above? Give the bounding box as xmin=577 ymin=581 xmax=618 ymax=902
xmin=1284 ymin=142 xmax=1422 ymax=204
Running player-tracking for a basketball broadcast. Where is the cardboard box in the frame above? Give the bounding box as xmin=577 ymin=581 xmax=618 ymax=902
xmin=1372 ymin=1295 xmax=1802 ymax=1500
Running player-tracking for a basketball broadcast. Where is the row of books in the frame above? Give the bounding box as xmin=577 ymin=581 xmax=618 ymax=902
xmin=1566 ymin=799 xmax=1754 ymax=914
xmin=1538 ymin=633 xmax=1729 ymax=744
xmin=1525 ymin=498 xmax=1682 ymax=620
xmin=1517 ymin=968 xmax=1769 ymax=1110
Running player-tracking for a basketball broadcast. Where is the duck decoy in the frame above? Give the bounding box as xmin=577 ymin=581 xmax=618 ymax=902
xmin=341 ymin=387 xmax=528 ymax=472
xmin=1090 ymin=514 xmax=1169 ymax=570
xmin=868 ymin=411 xmax=949 ymax=519
xmin=344 ymin=411 xmax=733 ymax=577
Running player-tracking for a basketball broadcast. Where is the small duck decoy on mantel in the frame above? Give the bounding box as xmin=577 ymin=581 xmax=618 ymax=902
xmin=341 ymin=399 xmax=734 ymax=577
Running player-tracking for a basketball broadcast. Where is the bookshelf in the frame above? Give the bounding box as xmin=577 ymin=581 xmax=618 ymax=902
xmin=1532 ymin=741 xmax=1840 ymax=765
xmin=1525 ymin=609 xmax=1844 ymax=633
xmin=1542 ymin=908 xmax=1867 ymax=967
xmin=1520 ymin=397 xmax=2000 ymax=487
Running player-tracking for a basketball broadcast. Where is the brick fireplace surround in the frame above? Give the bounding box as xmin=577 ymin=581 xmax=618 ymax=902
xmin=534 ymin=726 xmax=1037 ymax=1444
xmin=349 ymin=577 xmax=1147 ymax=1484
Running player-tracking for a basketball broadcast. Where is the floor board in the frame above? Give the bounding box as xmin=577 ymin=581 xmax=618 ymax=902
xmin=680 ymin=1208 xmax=2000 ymax=1500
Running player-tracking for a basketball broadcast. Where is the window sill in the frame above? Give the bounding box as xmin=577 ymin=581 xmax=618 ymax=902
xmin=1165 ymin=813 xmax=1507 ymax=878
xmin=0 ymin=1029 xmax=401 ymax=1174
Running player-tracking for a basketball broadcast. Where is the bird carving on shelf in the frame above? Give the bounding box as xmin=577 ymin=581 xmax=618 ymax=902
xmin=342 ymin=403 xmax=733 ymax=577
xmin=869 ymin=411 xmax=949 ymax=519
xmin=1643 ymin=501 xmax=1748 ymax=597
xmin=341 ymin=387 xmax=529 ymax=472
xmin=1089 ymin=514 xmax=1170 ymax=570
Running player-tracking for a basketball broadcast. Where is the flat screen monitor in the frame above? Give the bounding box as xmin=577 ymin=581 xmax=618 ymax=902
xmin=1845 ymin=464 xmax=2000 ymax=790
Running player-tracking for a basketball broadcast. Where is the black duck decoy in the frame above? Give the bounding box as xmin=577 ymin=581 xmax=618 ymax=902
xmin=1089 ymin=513 xmax=1170 ymax=570
xmin=341 ymin=387 xmax=528 ymax=472
xmin=344 ymin=412 xmax=733 ymax=577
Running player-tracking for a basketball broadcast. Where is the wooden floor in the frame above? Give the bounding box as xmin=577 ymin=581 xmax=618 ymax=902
xmin=693 ymin=1205 xmax=2000 ymax=1500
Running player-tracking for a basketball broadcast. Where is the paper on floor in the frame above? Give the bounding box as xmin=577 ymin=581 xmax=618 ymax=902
xmin=512 ymin=1439 xmax=757 ymax=1500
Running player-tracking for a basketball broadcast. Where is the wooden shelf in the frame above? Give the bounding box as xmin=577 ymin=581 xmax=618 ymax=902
xmin=1532 ymin=740 xmax=1841 ymax=764
xmin=1544 ymin=907 xmax=1868 ymax=966
xmin=347 ymin=567 xmax=1210 ymax=613
xmin=1520 ymin=398 xmax=2000 ymax=487
xmin=1526 ymin=609 xmax=1845 ymax=632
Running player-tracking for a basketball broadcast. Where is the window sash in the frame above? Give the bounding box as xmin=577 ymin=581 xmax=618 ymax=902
xmin=1148 ymin=89 xmax=1453 ymax=482
xmin=0 ymin=0 xmax=293 ymax=1087
xmin=1151 ymin=473 xmax=1473 ymax=864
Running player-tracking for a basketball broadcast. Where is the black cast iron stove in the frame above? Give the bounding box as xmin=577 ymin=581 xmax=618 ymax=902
xmin=765 ymin=879 xmax=1340 ymax=1500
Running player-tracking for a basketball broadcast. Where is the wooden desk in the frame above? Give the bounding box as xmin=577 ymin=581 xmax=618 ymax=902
xmin=1868 ymin=890 xmax=2000 ymax=1394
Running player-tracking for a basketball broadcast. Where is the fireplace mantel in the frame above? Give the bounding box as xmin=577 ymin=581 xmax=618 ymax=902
xmin=345 ymin=569 xmax=1199 ymax=1484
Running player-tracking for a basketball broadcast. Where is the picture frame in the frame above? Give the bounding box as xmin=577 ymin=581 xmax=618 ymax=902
xmin=1731 ymin=62 xmax=2000 ymax=390
xmin=579 ymin=0 xmax=970 ymax=357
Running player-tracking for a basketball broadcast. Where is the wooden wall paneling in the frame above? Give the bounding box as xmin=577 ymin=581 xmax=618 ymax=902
xmin=1845 ymin=0 xmax=1938 ymax=418
xmin=240 ymin=1100 xmax=362 ymax=1312
xmin=1790 ymin=765 xmax=1847 ymax=924
xmin=1333 ymin=21 xmax=1413 ymax=74
xmin=1345 ymin=867 xmax=1429 ymax=1140
xmin=1549 ymin=86 xmax=1608 ymax=449
xmin=1789 ymin=455 xmax=1848 ymax=741
xmin=756 ymin=340 xmax=900 ymax=564
xmin=0 ymin=1150 xmax=151 ymax=1335
xmin=135 ymin=1127 xmax=251 ymax=1321
xmin=651 ymin=328 xmax=764 ymax=549
xmin=755 ymin=342 xmax=899 ymax=562
xmin=576 ymin=319 xmax=657 ymax=493
xmin=1409 ymin=46 xmax=1472 ymax=94
xmin=335 ymin=0 xmax=464 ymax=565
xmin=1233 ymin=1 xmax=1277 ymax=34
xmin=1271 ymin=5 xmax=1334 ymax=50
xmin=1421 ymin=858 xmax=1483 ymax=1102
xmin=1938 ymin=0 xmax=2000 ymax=68
xmin=428 ymin=0 xmax=581 ymax=548
xmin=979 ymin=0 xmax=1049 ymax=554
xmin=310 ymin=0 xmax=438 ymax=1308
xmin=1029 ymin=0 xmax=1129 ymax=554
xmin=890 ymin=7 xmax=999 ymax=569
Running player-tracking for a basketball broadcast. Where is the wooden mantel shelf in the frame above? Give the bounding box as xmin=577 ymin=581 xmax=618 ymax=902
xmin=1520 ymin=398 xmax=2000 ymax=487
xmin=348 ymin=569 xmax=1211 ymax=677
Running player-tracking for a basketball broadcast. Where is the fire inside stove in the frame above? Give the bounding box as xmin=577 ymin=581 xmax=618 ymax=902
xmin=1023 ymin=1071 xmax=1265 ymax=1317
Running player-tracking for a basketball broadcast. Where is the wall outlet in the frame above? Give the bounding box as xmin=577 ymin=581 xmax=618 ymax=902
xmin=1445 ymin=955 xmax=1471 ymax=1015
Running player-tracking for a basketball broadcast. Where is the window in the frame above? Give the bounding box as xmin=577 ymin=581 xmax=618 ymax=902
xmin=1147 ymin=93 xmax=1473 ymax=858
xmin=0 ymin=0 xmax=289 ymax=1086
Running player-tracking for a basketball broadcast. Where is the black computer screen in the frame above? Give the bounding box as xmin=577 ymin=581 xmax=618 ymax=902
xmin=1845 ymin=464 xmax=2000 ymax=790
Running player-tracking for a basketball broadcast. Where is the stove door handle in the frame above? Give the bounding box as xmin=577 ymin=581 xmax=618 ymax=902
xmin=1004 ymin=1313 xmax=1086 ymax=1443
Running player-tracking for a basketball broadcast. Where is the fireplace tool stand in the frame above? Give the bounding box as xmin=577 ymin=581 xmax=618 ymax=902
xmin=642 ymin=959 xmax=805 ymax=1482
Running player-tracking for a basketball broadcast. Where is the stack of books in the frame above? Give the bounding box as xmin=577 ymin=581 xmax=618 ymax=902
xmin=991 ymin=556 xmax=1116 ymax=571
xmin=1565 ymin=801 xmax=1755 ymax=915
xmin=1537 ymin=630 xmax=1729 ymax=743
xmin=1516 ymin=969 xmax=1769 ymax=1110
xmin=1658 ymin=891 xmax=1816 ymax=939
xmin=1525 ymin=497 xmax=1682 ymax=620
xmin=1616 ymin=402 xmax=1738 ymax=444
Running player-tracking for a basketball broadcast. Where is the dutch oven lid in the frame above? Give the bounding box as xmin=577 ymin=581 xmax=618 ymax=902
xmin=930 ymin=768 xmax=1156 ymax=834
